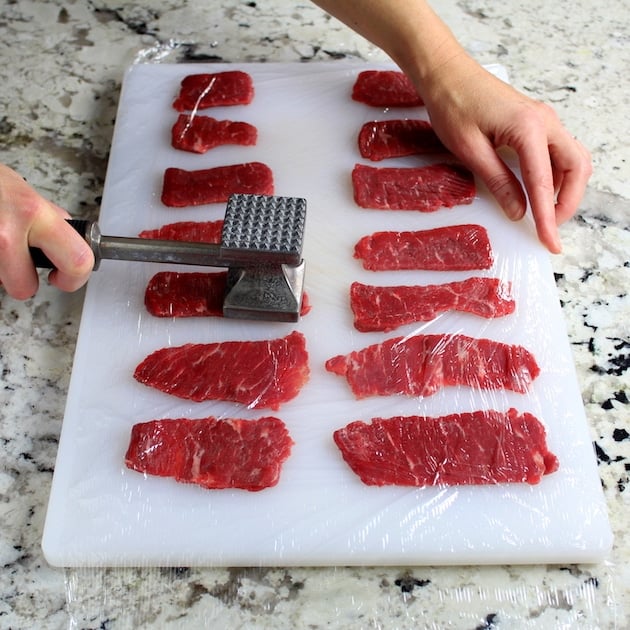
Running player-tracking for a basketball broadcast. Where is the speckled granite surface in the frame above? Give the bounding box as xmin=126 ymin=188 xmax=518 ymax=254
xmin=0 ymin=1 xmax=628 ymax=628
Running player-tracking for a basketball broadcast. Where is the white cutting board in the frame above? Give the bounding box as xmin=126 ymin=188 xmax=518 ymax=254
xmin=42 ymin=62 xmax=612 ymax=567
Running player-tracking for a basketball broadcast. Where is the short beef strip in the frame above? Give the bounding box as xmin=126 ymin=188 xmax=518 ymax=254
xmin=325 ymin=333 xmax=540 ymax=399
xmin=144 ymin=271 xmax=227 ymax=318
xmin=134 ymin=331 xmax=309 ymax=410
xmin=125 ymin=416 xmax=294 ymax=491
xmin=350 ymin=278 xmax=515 ymax=332
xmin=352 ymin=163 xmax=475 ymax=212
xmin=144 ymin=270 xmax=312 ymax=319
xmin=333 ymin=409 xmax=559 ymax=487
xmin=161 ymin=162 xmax=274 ymax=207
xmin=354 ymin=224 xmax=493 ymax=271
xmin=172 ymin=71 xmax=254 ymax=111
xmin=358 ymin=119 xmax=447 ymax=161
xmin=351 ymin=70 xmax=424 ymax=107
xmin=171 ymin=114 xmax=257 ymax=154
xmin=138 ymin=220 xmax=224 ymax=243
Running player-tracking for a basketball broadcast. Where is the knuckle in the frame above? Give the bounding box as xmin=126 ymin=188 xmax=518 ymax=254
xmin=536 ymin=100 xmax=558 ymax=119
xmin=579 ymin=148 xmax=594 ymax=178
xmin=73 ymin=246 xmax=95 ymax=275
xmin=531 ymin=171 xmax=555 ymax=195
xmin=522 ymin=111 xmax=547 ymax=136
xmin=513 ymin=100 xmax=555 ymax=137
xmin=65 ymin=236 xmax=95 ymax=277
xmin=0 ymin=226 xmax=11 ymax=254
xmin=485 ymin=171 xmax=515 ymax=195
xmin=16 ymin=189 xmax=48 ymax=223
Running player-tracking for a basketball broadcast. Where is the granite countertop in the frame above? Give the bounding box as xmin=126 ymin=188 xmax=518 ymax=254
xmin=0 ymin=1 xmax=628 ymax=628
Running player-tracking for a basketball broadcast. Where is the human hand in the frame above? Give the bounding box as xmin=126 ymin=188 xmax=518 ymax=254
xmin=419 ymin=53 xmax=592 ymax=253
xmin=0 ymin=164 xmax=94 ymax=299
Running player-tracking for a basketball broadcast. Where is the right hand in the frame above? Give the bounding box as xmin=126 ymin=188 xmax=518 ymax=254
xmin=0 ymin=164 xmax=95 ymax=300
xmin=417 ymin=53 xmax=592 ymax=254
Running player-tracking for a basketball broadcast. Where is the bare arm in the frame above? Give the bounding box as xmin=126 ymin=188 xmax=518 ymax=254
xmin=312 ymin=0 xmax=592 ymax=253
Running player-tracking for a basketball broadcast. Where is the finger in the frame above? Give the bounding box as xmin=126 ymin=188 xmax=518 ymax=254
xmin=458 ymin=132 xmax=528 ymax=221
xmin=28 ymin=214 xmax=94 ymax=292
xmin=0 ymin=172 xmax=40 ymax=298
xmin=511 ymin=130 xmax=561 ymax=254
xmin=0 ymin=233 xmax=40 ymax=299
xmin=550 ymin=137 xmax=592 ymax=225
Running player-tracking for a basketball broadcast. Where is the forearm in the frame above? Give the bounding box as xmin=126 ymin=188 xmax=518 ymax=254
xmin=311 ymin=0 xmax=467 ymax=95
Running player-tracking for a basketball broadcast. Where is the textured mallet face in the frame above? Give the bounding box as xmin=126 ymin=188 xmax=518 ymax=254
xmin=220 ymin=194 xmax=308 ymax=322
xmin=220 ymin=194 xmax=307 ymax=265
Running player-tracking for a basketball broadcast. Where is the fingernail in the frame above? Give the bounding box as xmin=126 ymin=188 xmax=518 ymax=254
xmin=553 ymin=237 xmax=563 ymax=254
xmin=506 ymin=199 xmax=524 ymax=221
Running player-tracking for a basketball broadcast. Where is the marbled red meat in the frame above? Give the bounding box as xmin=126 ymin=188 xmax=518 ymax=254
xmin=352 ymin=70 xmax=423 ymax=107
xmin=333 ymin=409 xmax=559 ymax=487
xmin=171 ymin=114 xmax=257 ymax=153
xmin=125 ymin=416 xmax=293 ymax=491
xmin=325 ymin=333 xmax=539 ymax=399
xmin=139 ymin=220 xmax=224 ymax=243
xmin=172 ymin=71 xmax=254 ymax=111
xmin=145 ymin=271 xmax=227 ymax=317
xmin=350 ymin=278 xmax=515 ymax=332
xmin=134 ymin=331 xmax=309 ymax=409
xmin=354 ymin=224 xmax=493 ymax=271
xmin=358 ymin=119 xmax=447 ymax=161
xmin=144 ymin=270 xmax=312 ymax=318
xmin=161 ymin=163 xmax=274 ymax=207
xmin=352 ymin=163 xmax=475 ymax=211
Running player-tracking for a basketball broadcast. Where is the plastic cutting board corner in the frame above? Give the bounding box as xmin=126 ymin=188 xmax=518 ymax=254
xmin=42 ymin=62 xmax=612 ymax=567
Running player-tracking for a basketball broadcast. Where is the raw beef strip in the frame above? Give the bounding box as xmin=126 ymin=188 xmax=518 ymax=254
xmin=352 ymin=163 xmax=475 ymax=211
xmin=161 ymin=162 xmax=274 ymax=207
xmin=354 ymin=224 xmax=493 ymax=271
xmin=144 ymin=270 xmax=312 ymax=318
xmin=172 ymin=71 xmax=254 ymax=111
xmin=171 ymin=114 xmax=257 ymax=153
xmin=134 ymin=331 xmax=309 ymax=409
xmin=350 ymin=278 xmax=515 ymax=332
xmin=358 ymin=119 xmax=447 ymax=161
xmin=145 ymin=271 xmax=227 ymax=317
xmin=325 ymin=333 xmax=539 ymax=399
xmin=333 ymin=409 xmax=559 ymax=487
xmin=125 ymin=416 xmax=293 ymax=491
xmin=139 ymin=220 xmax=224 ymax=243
xmin=352 ymin=70 xmax=424 ymax=107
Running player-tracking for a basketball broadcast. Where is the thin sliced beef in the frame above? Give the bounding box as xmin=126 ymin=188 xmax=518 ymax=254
xmin=352 ymin=163 xmax=475 ymax=211
xmin=352 ymin=70 xmax=424 ymax=107
xmin=325 ymin=333 xmax=539 ymax=399
xmin=354 ymin=224 xmax=493 ymax=271
xmin=161 ymin=162 xmax=274 ymax=207
xmin=144 ymin=270 xmax=312 ymax=318
xmin=333 ymin=409 xmax=559 ymax=487
xmin=145 ymin=271 xmax=227 ymax=317
xmin=171 ymin=114 xmax=257 ymax=153
xmin=139 ymin=220 xmax=224 ymax=243
xmin=172 ymin=71 xmax=254 ymax=111
xmin=125 ymin=416 xmax=293 ymax=491
xmin=351 ymin=278 xmax=515 ymax=332
xmin=134 ymin=331 xmax=309 ymax=409
xmin=358 ymin=119 xmax=447 ymax=161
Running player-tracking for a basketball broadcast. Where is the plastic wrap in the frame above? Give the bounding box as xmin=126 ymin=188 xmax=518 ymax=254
xmin=42 ymin=61 xmax=612 ymax=568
